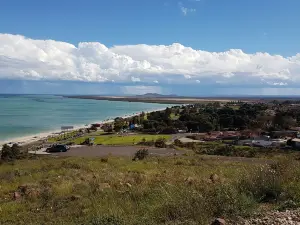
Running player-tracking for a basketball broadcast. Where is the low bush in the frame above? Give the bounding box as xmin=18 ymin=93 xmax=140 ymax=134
xmin=238 ymin=165 xmax=283 ymax=203
xmin=154 ymin=184 xmax=256 ymax=224
xmin=160 ymin=127 xmax=177 ymax=134
xmin=174 ymin=139 xmax=183 ymax=147
xmin=100 ymin=157 xmax=108 ymax=163
xmin=155 ymin=138 xmax=167 ymax=148
xmin=138 ymin=138 xmax=155 ymax=146
xmin=205 ymin=184 xmax=256 ymax=219
xmin=133 ymin=148 xmax=149 ymax=161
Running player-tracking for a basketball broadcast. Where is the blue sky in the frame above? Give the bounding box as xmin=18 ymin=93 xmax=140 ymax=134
xmin=0 ymin=0 xmax=300 ymax=95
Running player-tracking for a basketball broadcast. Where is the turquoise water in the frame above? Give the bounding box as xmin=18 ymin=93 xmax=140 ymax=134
xmin=0 ymin=95 xmax=173 ymax=141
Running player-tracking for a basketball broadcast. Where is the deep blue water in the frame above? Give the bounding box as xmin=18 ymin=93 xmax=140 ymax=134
xmin=0 ymin=95 xmax=173 ymax=141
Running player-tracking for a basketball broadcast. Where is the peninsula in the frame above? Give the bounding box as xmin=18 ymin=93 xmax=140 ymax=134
xmin=64 ymin=93 xmax=252 ymax=104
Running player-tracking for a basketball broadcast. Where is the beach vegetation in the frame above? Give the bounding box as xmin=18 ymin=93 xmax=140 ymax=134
xmin=1 ymin=144 xmax=22 ymax=161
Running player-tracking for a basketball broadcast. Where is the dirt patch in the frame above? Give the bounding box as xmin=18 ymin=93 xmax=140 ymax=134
xmin=54 ymin=145 xmax=181 ymax=157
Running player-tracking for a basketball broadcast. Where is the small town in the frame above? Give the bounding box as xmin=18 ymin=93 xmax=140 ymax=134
xmin=1 ymin=0 xmax=300 ymax=223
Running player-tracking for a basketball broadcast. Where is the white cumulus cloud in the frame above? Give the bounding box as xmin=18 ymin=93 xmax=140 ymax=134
xmin=121 ymin=85 xmax=162 ymax=95
xmin=131 ymin=76 xmax=141 ymax=82
xmin=178 ymin=2 xmax=196 ymax=15
xmin=1 ymin=33 xmax=300 ymax=87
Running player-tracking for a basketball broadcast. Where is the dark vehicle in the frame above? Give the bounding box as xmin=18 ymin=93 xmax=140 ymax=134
xmin=46 ymin=144 xmax=70 ymax=153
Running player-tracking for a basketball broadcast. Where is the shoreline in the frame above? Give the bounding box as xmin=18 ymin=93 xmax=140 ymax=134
xmin=64 ymin=95 xmax=239 ymax=104
xmin=0 ymin=107 xmax=168 ymax=148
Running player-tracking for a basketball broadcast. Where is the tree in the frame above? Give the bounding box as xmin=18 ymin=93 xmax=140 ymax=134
xmin=114 ymin=117 xmax=126 ymax=132
xmin=101 ymin=124 xmax=113 ymax=132
xmin=1 ymin=144 xmax=12 ymax=161
xmin=11 ymin=144 xmax=21 ymax=158
xmin=219 ymin=114 xmax=234 ymax=129
xmin=165 ymin=107 xmax=172 ymax=118
xmin=198 ymin=119 xmax=214 ymax=132
xmin=273 ymin=114 xmax=296 ymax=130
xmin=1 ymin=144 xmax=21 ymax=161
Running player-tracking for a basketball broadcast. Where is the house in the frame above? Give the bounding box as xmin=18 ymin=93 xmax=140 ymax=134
xmin=271 ymin=131 xmax=298 ymax=138
xmin=271 ymin=139 xmax=287 ymax=147
xmin=178 ymin=129 xmax=187 ymax=133
xmin=238 ymin=135 xmax=272 ymax=147
xmin=264 ymin=109 xmax=276 ymax=116
xmin=251 ymin=139 xmax=273 ymax=148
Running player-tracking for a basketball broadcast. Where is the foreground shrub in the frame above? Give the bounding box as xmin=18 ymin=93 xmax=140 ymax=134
xmin=206 ymin=184 xmax=256 ymax=218
xmin=174 ymin=139 xmax=183 ymax=147
xmin=138 ymin=138 xmax=155 ymax=146
xmin=133 ymin=148 xmax=149 ymax=160
xmin=100 ymin=157 xmax=108 ymax=163
xmin=155 ymin=138 xmax=167 ymax=148
xmin=154 ymin=184 xmax=256 ymax=224
xmin=238 ymin=165 xmax=283 ymax=203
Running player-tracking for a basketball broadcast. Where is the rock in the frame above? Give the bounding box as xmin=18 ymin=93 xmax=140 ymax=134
xmin=236 ymin=209 xmax=300 ymax=225
xmin=27 ymin=189 xmax=40 ymax=198
xmin=126 ymin=183 xmax=132 ymax=188
xmin=210 ymin=174 xmax=220 ymax=183
xmin=70 ymin=195 xmax=81 ymax=201
xmin=18 ymin=184 xmax=40 ymax=198
xmin=13 ymin=191 xmax=21 ymax=200
xmin=211 ymin=218 xmax=226 ymax=225
xmin=185 ymin=177 xmax=194 ymax=185
xmin=99 ymin=183 xmax=111 ymax=191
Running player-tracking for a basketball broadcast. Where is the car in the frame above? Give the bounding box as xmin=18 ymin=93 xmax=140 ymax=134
xmin=46 ymin=144 xmax=70 ymax=153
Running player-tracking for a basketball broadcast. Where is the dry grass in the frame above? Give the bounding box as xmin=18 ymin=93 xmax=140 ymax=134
xmin=1 ymin=154 xmax=300 ymax=224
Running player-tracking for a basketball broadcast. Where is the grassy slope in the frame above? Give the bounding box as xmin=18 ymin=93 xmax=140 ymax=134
xmin=1 ymin=154 xmax=300 ymax=224
xmin=72 ymin=134 xmax=171 ymax=145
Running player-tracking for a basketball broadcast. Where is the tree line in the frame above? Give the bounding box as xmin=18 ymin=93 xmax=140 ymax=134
xmin=118 ymin=102 xmax=300 ymax=134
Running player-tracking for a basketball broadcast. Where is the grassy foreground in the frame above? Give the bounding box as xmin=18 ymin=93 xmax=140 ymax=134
xmin=1 ymin=154 xmax=300 ymax=224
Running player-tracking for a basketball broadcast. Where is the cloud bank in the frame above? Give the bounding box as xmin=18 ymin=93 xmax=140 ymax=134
xmin=1 ymin=33 xmax=300 ymax=88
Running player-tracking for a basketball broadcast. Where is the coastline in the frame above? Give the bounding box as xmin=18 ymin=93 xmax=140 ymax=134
xmin=0 ymin=107 xmax=168 ymax=148
xmin=64 ymin=95 xmax=238 ymax=104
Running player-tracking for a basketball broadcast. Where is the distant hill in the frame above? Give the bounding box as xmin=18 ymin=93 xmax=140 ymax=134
xmin=136 ymin=93 xmax=178 ymax=98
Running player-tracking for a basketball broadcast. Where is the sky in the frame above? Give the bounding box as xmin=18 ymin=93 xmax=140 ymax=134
xmin=0 ymin=0 xmax=300 ymax=96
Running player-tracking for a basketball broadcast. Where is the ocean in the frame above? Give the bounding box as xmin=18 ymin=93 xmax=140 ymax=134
xmin=0 ymin=94 xmax=174 ymax=142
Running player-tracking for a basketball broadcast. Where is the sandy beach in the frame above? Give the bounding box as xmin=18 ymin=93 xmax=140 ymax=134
xmin=0 ymin=107 xmax=167 ymax=148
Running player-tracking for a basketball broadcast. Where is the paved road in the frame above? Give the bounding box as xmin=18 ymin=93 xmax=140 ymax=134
xmin=29 ymin=145 xmax=181 ymax=157
xmin=166 ymin=133 xmax=190 ymax=144
xmin=28 ymin=148 xmax=50 ymax=155
xmin=54 ymin=146 xmax=181 ymax=157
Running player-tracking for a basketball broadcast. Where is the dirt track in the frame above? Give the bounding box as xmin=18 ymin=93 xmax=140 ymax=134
xmin=54 ymin=145 xmax=181 ymax=157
